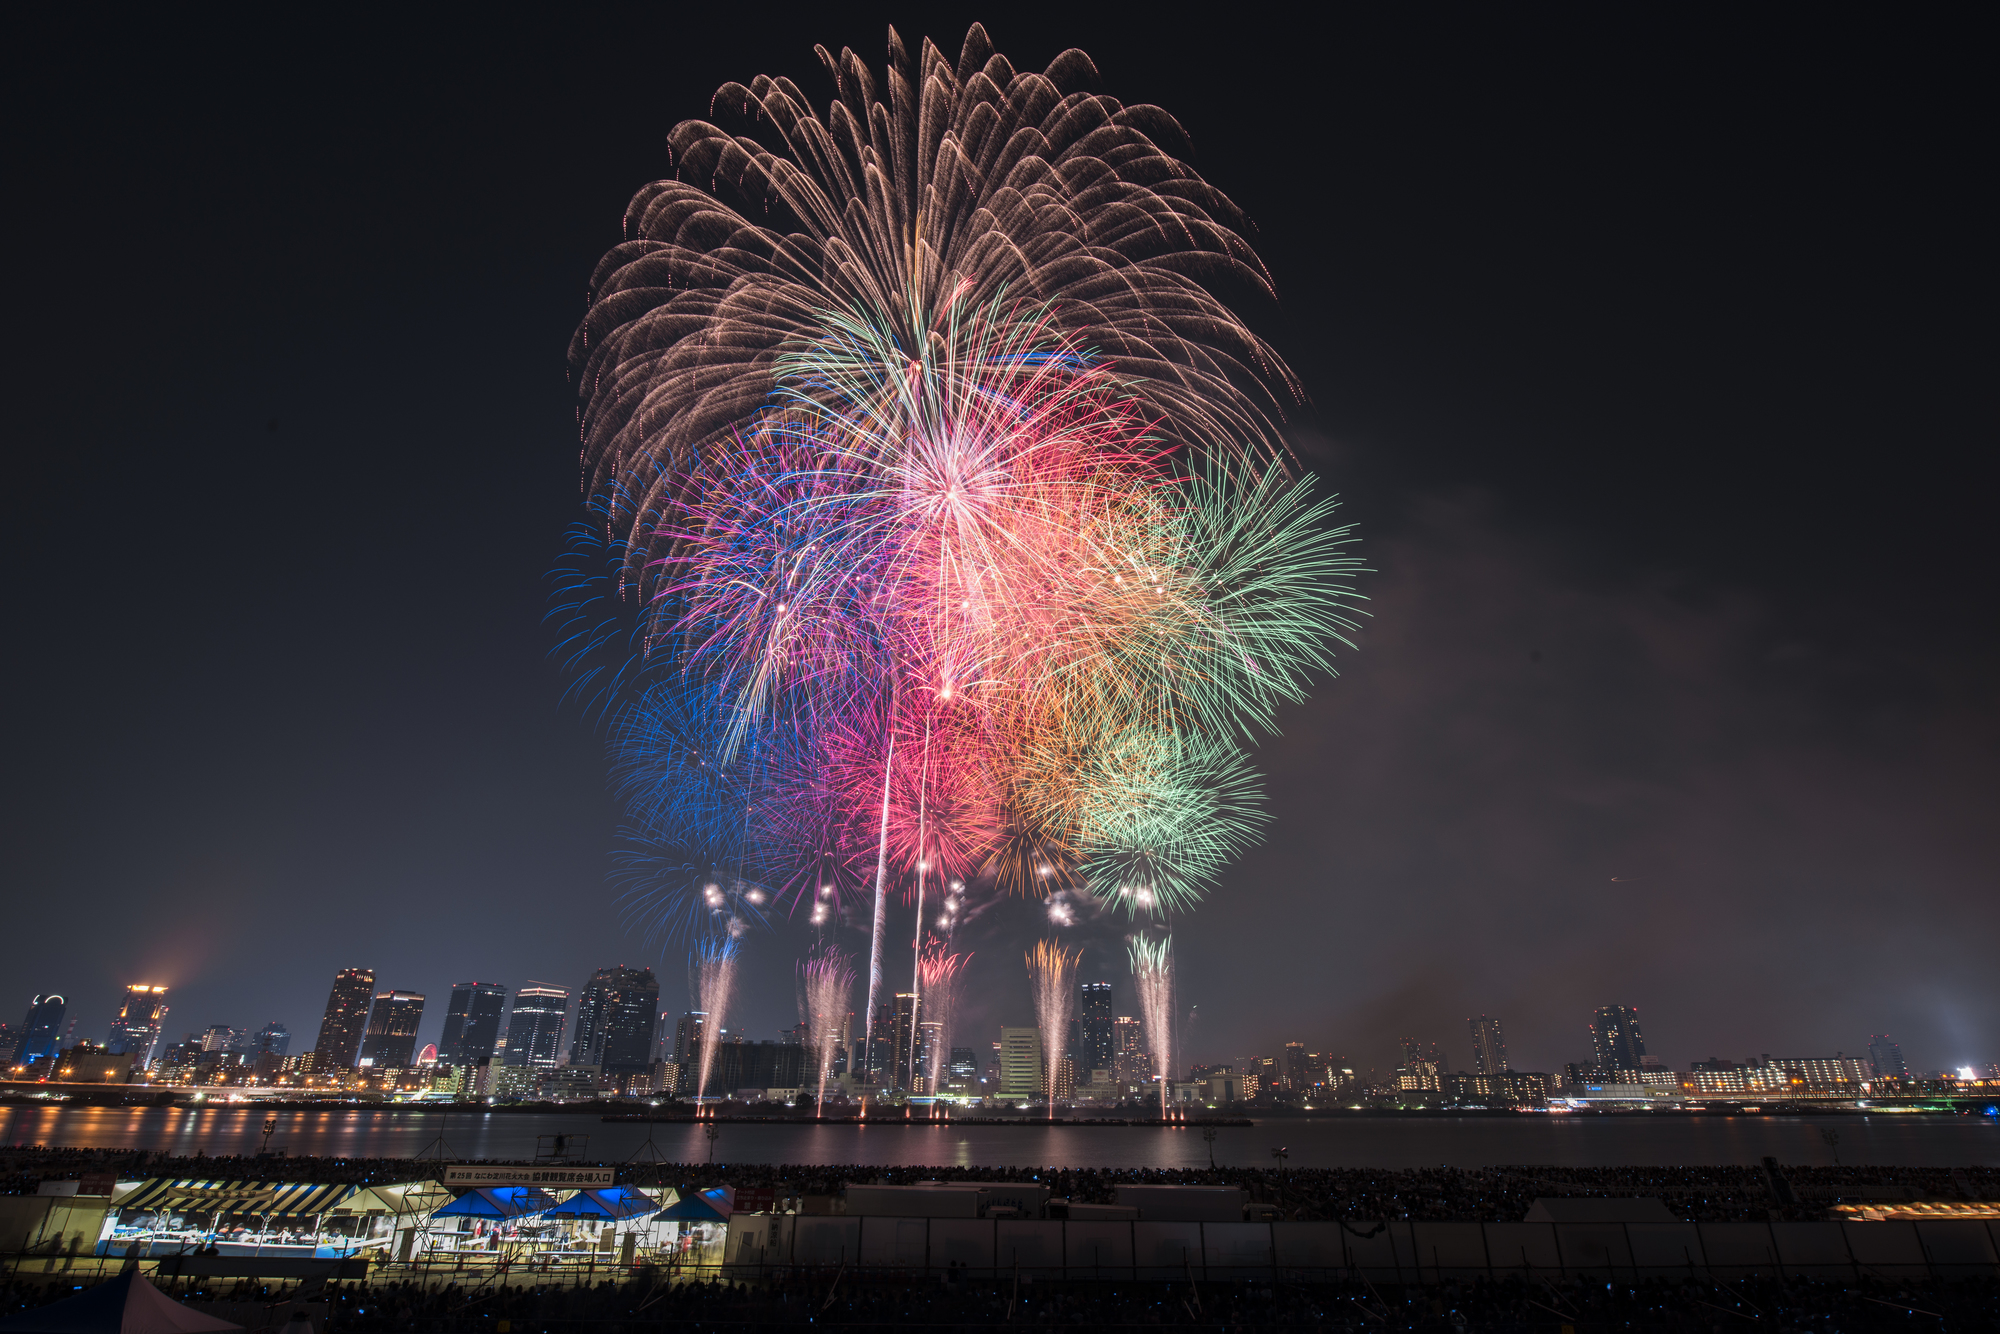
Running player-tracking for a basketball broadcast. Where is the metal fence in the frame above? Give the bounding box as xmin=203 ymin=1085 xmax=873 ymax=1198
xmin=718 ymin=1215 xmax=2000 ymax=1283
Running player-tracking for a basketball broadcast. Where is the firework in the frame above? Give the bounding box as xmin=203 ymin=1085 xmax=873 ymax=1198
xmin=798 ymin=943 xmax=854 ymax=1109
xmin=1129 ymin=934 xmax=1175 ymax=1119
xmin=571 ymin=25 xmax=1300 ymax=560
xmin=918 ymin=948 xmax=969 ymax=1094
xmin=1026 ymin=939 xmax=1080 ymax=1115
xmin=690 ymin=936 xmax=739 ymax=1111
xmin=560 ymin=27 xmax=1366 ymax=1011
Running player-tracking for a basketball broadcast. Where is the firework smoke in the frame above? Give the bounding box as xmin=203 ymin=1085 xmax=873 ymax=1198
xmin=799 ymin=943 xmax=855 ymax=1110
xmin=1026 ymin=939 xmax=1081 ymax=1116
xmin=1129 ymin=935 xmax=1175 ymax=1119
xmin=690 ymin=936 xmax=739 ymax=1112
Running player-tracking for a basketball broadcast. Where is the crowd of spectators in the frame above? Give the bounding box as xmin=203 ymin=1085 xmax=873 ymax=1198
xmin=5 ymin=1145 xmax=1996 ymax=1223
xmin=8 ymin=1270 xmax=1999 ymax=1329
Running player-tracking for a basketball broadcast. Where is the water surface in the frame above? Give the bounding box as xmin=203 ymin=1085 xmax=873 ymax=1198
xmin=4 ymin=1105 xmax=1994 ymax=1169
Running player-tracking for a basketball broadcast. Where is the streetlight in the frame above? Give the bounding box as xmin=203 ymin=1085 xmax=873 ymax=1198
xmin=704 ymin=1121 xmax=720 ymax=1164
xmin=1201 ymin=1125 xmax=1218 ymax=1169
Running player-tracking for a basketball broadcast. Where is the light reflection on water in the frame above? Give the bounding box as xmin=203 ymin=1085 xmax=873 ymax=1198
xmin=1 ymin=1106 xmax=1994 ymax=1168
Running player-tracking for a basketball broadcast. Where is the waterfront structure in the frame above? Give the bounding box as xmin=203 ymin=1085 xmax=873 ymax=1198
xmin=253 ymin=1022 xmax=290 ymax=1056
xmin=309 ymin=968 xmax=375 ymax=1071
xmin=716 ymin=1039 xmax=807 ymax=1094
xmin=11 ymin=996 xmax=67 ymax=1068
xmin=105 ymin=985 xmax=170 ymax=1068
xmin=502 ymin=984 xmax=569 ymax=1069
xmin=999 ymin=1026 xmax=1042 ymax=1098
xmin=358 ymin=991 xmax=426 ymax=1068
xmin=569 ymin=966 xmax=660 ymax=1075
xmin=1468 ymin=1014 xmax=1509 ymax=1075
xmin=1588 ymin=1005 xmax=1647 ymax=1070
xmin=1078 ymin=982 xmax=1113 ymax=1077
xmin=438 ymin=982 xmax=508 ymax=1064
xmin=1868 ymin=1034 xmax=1908 ymax=1078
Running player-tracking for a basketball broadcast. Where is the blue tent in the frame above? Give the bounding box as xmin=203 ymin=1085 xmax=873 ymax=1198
xmin=432 ymin=1187 xmax=559 ymax=1221
xmin=653 ymin=1187 xmax=730 ymax=1223
xmin=542 ymin=1187 xmax=658 ymax=1221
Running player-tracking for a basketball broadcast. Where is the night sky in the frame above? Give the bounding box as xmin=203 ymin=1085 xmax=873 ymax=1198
xmin=6 ymin=9 xmax=1992 ymax=1081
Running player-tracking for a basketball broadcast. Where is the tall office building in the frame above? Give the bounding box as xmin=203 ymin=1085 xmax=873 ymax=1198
xmin=1587 ymin=1005 xmax=1646 ymax=1070
xmin=503 ymin=985 xmax=569 ymax=1068
xmin=1867 ymin=1034 xmax=1907 ymax=1078
xmin=999 ymin=1026 xmax=1043 ymax=1097
xmin=201 ymin=1025 xmax=247 ymax=1052
xmin=310 ymin=968 xmax=376 ymax=1071
xmin=1468 ymin=1014 xmax=1509 ymax=1075
xmin=1078 ymin=982 xmax=1113 ymax=1075
xmin=915 ymin=1020 xmax=944 ymax=1091
xmin=1112 ymin=1016 xmax=1147 ymax=1084
xmin=1280 ymin=1042 xmax=1313 ymax=1091
xmin=671 ymin=1012 xmax=707 ymax=1066
xmin=106 ymin=985 xmax=170 ymax=1068
xmin=439 ymin=982 xmax=509 ymax=1064
xmin=890 ymin=993 xmax=919 ymax=1090
xmin=12 ymin=995 xmax=66 ymax=1067
xmin=1400 ymin=1037 xmax=1447 ymax=1074
xmin=569 ymin=966 xmax=660 ymax=1074
xmin=358 ymin=991 xmax=426 ymax=1068
xmin=252 ymin=1022 xmax=290 ymax=1056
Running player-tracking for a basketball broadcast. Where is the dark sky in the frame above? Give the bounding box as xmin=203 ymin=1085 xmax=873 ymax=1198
xmin=5 ymin=8 xmax=1992 ymax=1080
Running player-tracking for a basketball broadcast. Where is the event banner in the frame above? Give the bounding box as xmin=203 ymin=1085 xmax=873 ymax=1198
xmin=441 ymin=1164 xmax=616 ymax=1187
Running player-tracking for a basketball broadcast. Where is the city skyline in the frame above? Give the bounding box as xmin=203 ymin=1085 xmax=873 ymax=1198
xmin=4 ymin=10 xmax=1992 ymax=1074
xmin=12 ymin=963 xmax=1983 ymax=1099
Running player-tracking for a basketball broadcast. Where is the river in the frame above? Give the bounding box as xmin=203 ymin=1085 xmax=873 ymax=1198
xmin=4 ymin=1105 xmax=1995 ymax=1168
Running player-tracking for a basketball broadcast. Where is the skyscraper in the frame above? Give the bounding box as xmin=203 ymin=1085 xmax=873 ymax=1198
xmin=201 ymin=1025 xmax=246 ymax=1052
xmin=1588 ymin=1005 xmax=1646 ymax=1070
xmin=310 ymin=968 xmax=376 ymax=1071
xmin=891 ymin=992 xmax=919 ymax=1090
xmin=1468 ymin=1014 xmax=1509 ymax=1075
xmin=1281 ymin=1041 xmax=1312 ymax=1091
xmin=12 ymin=995 xmax=66 ymax=1067
xmin=569 ymin=966 xmax=660 ymax=1074
xmin=253 ymin=1022 xmax=290 ymax=1056
xmin=439 ymin=982 xmax=509 ymax=1064
xmin=503 ymin=985 xmax=569 ymax=1068
xmin=106 ymin=985 xmax=170 ymax=1068
xmin=1867 ymin=1034 xmax=1908 ymax=1078
xmin=999 ymin=1026 xmax=1043 ymax=1097
xmin=1112 ymin=1015 xmax=1147 ymax=1084
xmin=1399 ymin=1037 xmax=1447 ymax=1073
xmin=358 ymin=991 xmax=426 ymax=1068
xmin=671 ymin=1012 xmax=706 ymax=1066
xmin=1078 ymin=981 xmax=1113 ymax=1076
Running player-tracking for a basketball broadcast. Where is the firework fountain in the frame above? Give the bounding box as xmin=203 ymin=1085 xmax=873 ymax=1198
xmin=1129 ymin=935 xmax=1176 ymax=1120
xmin=690 ymin=936 xmax=738 ymax=1115
xmin=1027 ymin=940 xmax=1081 ymax=1117
xmin=919 ymin=949 xmax=969 ymax=1095
xmin=799 ymin=943 xmax=854 ymax=1111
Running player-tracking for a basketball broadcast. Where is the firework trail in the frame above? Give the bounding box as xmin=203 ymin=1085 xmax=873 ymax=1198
xmin=1129 ymin=935 xmax=1175 ymax=1119
xmin=799 ymin=943 xmax=855 ymax=1109
xmin=690 ymin=936 xmax=739 ymax=1112
xmin=1026 ymin=940 xmax=1081 ymax=1116
xmin=918 ymin=948 xmax=969 ymax=1094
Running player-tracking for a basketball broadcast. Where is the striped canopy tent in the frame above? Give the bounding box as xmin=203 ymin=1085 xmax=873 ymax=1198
xmin=541 ymin=1187 xmax=658 ymax=1221
xmin=431 ymin=1187 xmax=560 ymax=1221
xmin=115 ymin=1179 xmax=355 ymax=1216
